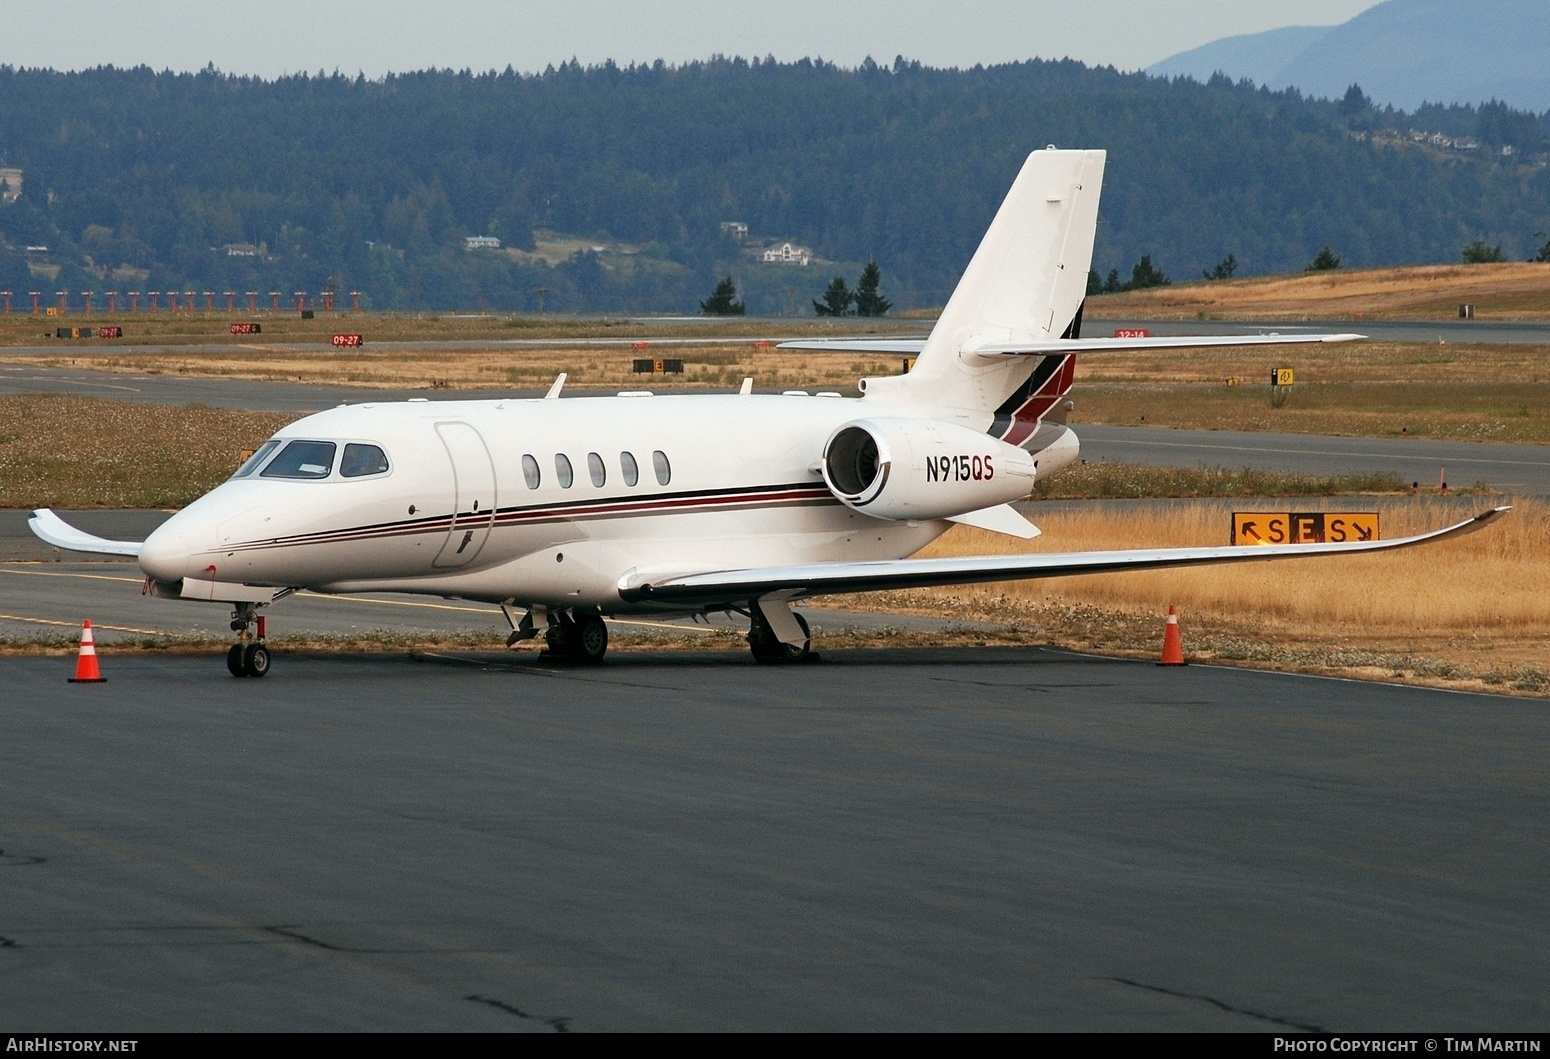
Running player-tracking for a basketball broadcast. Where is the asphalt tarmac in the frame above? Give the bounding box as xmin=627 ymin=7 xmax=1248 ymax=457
xmin=2 ymin=650 xmax=1544 ymax=1031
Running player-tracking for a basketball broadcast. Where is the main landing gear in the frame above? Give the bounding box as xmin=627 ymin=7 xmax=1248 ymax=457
xmin=747 ymin=608 xmax=812 ymax=665
xmin=226 ymin=602 xmax=270 ymax=678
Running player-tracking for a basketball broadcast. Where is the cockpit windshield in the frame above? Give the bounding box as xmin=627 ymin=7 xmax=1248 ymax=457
xmin=340 ymin=443 xmax=390 ymax=477
xmin=232 ymin=440 xmax=281 ymax=478
xmin=260 ymin=440 xmax=338 ymax=479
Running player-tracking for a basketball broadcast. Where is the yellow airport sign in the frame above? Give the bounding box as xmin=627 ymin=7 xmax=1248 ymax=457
xmin=1272 ymin=367 xmax=1295 ymax=386
xmin=1232 ymin=512 xmax=1378 ymax=546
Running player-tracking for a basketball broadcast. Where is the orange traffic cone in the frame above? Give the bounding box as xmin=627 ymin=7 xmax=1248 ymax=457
xmin=68 ymin=619 xmax=106 ymax=683
xmin=1157 ymin=605 xmax=1187 ymax=667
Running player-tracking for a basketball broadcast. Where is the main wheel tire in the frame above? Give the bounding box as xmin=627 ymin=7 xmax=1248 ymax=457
xmin=749 ymin=611 xmax=810 ymax=664
xmin=571 ymin=613 xmax=608 ymax=664
xmin=781 ymin=612 xmax=812 ymax=663
xmin=242 ymin=642 xmax=271 ymax=678
xmin=226 ymin=644 xmax=247 ymax=677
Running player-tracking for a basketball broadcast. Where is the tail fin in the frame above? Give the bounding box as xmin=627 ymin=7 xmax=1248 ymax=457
xmin=865 ymin=148 xmax=1105 ymax=412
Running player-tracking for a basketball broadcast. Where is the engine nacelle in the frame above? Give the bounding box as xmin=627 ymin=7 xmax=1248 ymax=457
xmin=821 ymin=417 xmax=1038 ymax=521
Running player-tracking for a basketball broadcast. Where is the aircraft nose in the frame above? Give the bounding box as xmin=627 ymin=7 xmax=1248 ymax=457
xmin=138 ymin=523 xmax=193 ymax=583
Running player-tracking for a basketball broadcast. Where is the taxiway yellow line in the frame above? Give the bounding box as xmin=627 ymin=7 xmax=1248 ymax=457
xmin=0 ymin=568 xmax=143 ymax=585
xmin=0 ymin=612 xmax=164 ymax=636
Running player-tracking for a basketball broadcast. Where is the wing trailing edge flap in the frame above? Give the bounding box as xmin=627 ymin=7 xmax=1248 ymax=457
xmin=28 ymin=509 xmax=143 ymax=557
xmin=619 ymin=508 xmax=1508 ymax=605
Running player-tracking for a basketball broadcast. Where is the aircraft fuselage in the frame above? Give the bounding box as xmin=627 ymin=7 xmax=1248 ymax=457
xmin=137 ymin=392 xmax=1068 ymax=614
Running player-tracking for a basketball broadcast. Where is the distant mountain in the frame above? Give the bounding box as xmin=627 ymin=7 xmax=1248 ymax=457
xmin=1152 ymin=0 xmax=1550 ymax=111
xmin=1146 ymin=25 xmax=1332 ymax=85
xmin=1270 ymin=0 xmax=1550 ymax=110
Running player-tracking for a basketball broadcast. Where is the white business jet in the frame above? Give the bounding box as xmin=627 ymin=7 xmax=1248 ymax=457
xmin=30 ymin=148 xmax=1505 ymax=676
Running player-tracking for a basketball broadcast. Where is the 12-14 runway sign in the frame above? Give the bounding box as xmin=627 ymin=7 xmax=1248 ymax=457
xmin=1232 ymin=512 xmax=1379 ymax=545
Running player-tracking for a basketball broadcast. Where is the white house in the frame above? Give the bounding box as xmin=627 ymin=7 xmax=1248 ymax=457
xmin=761 ymin=242 xmax=811 ymax=266
xmin=465 ymin=235 xmax=501 ymax=250
xmin=0 ymin=167 xmax=22 ymax=204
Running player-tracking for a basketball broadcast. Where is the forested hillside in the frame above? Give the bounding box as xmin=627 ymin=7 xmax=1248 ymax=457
xmin=2 ymin=59 xmax=1550 ymax=313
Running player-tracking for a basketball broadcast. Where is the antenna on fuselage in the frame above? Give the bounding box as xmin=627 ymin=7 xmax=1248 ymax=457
xmin=545 ymin=373 xmax=567 ymax=399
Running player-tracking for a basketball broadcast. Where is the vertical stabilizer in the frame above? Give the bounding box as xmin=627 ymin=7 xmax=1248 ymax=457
xmin=869 ymin=148 xmax=1105 ymax=412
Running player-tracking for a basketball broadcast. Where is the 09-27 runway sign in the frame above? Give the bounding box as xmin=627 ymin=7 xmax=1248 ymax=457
xmin=1232 ymin=512 xmax=1379 ymax=545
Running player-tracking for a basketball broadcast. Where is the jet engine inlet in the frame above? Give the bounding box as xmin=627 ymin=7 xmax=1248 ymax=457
xmin=820 ymin=417 xmax=1039 ymax=521
xmin=824 ymin=425 xmax=888 ymax=502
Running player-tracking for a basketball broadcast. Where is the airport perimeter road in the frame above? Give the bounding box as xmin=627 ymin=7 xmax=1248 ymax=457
xmin=1 ymin=652 xmax=1544 ymax=1031
xmin=1077 ymin=424 xmax=1550 ymax=496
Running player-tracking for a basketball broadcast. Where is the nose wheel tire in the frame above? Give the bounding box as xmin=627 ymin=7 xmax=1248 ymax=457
xmin=227 ymin=642 xmax=271 ymax=677
xmin=749 ymin=611 xmax=811 ymax=664
xmin=242 ymin=643 xmax=271 ymax=677
xmin=569 ymin=613 xmax=609 ymax=664
xmin=542 ymin=611 xmax=609 ymax=664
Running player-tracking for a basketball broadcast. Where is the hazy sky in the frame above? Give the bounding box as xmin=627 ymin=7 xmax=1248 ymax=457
xmin=0 ymin=1 xmax=1385 ymax=77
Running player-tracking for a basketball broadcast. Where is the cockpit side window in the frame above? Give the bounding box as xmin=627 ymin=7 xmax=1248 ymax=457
xmin=260 ymin=440 xmax=338 ymax=479
xmin=340 ymin=443 xmax=390 ymax=478
xmin=232 ymin=440 xmax=281 ymax=478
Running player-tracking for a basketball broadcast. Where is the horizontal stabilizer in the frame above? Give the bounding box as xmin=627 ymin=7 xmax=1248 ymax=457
xmin=28 ymin=509 xmax=142 ymax=557
xmin=779 ymin=332 xmax=1362 ymax=358
xmin=777 ymin=338 xmax=927 ymax=354
xmin=963 ymin=332 xmax=1365 ymax=357
xmin=620 ymin=508 xmax=1508 ymax=605
xmin=947 ymin=504 xmax=1041 ymax=539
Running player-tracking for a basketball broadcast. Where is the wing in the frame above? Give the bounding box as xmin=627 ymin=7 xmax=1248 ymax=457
xmin=29 ymin=509 xmax=143 ymax=558
xmin=619 ymin=508 xmax=1507 ymax=605
xmin=777 ymin=333 xmax=1361 ymax=356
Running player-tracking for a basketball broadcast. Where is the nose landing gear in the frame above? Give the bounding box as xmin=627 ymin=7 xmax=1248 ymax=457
xmin=535 ymin=608 xmax=609 ymax=664
xmin=226 ymin=603 xmax=271 ymax=678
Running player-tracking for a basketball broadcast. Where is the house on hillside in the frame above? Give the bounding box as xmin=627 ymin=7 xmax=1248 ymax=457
xmin=0 ymin=167 xmax=22 ymax=204
xmin=720 ymin=221 xmax=748 ymax=241
xmin=222 ymin=243 xmax=260 ymax=257
xmin=761 ymin=242 xmax=811 ymax=266
xmin=465 ymin=235 xmax=501 ymax=250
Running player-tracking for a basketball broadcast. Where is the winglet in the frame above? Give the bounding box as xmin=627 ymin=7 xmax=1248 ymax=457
xmin=545 ymin=373 xmax=567 ymax=399
xmin=28 ymin=509 xmax=143 ymax=557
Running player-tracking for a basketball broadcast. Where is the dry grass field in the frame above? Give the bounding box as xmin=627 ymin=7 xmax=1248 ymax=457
xmin=0 ymin=395 xmax=290 ymax=508
xmin=1087 ymin=262 xmax=1550 ymax=320
xmin=818 ymin=498 xmax=1550 ymax=695
xmin=1066 ymin=339 xmax=1550 ymax=443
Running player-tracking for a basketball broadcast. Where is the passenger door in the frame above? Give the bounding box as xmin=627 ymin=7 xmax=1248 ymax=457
xmin=433 ymin=422 xmax=497 ymax=568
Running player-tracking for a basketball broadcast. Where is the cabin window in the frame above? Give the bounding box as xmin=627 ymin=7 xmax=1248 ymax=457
xmin=232 ymin=440 xmax=281 ymax=478
xmin=555 ymin=453 xmax=574 ymax=488
xmin=620 ymin=451 xmax=639 ymax=487
xmin=260 ymin=440 xmax=337 ymax=479
xmin=587 ymin=452 xmax=606 ymax=487
xmin=652 ymin=449 xmax=671 ymax=486
xmin=521 ymin=454 xmax=540 ymax=489
xmin=340 ymin=443 xmax=390 ymax=478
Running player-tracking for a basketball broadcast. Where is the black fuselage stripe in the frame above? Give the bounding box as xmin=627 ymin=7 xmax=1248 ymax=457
xmin=224 ymin=483 xmax=835 ymax=552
